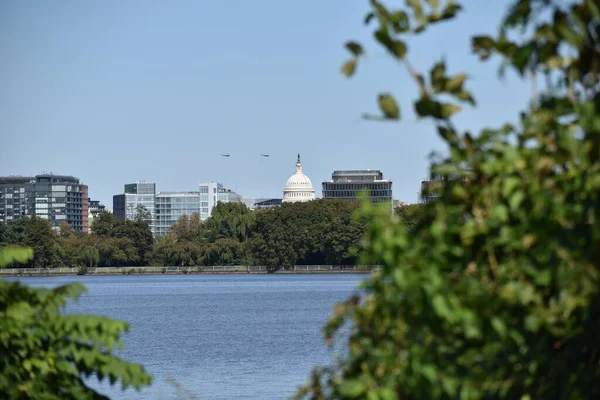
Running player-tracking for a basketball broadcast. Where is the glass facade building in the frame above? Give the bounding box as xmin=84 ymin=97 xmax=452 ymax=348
xmin=114 ymin=182 xmax=242 ymax=237
xmin=113 ymin=182 xmax=156 ymax=234
xmin=0 ymin=174 xmax=89 ymax=232
xmin=322 ymin=170 xmax=393 ymax=208
xmin=199 ymin=182 xmax=242 ymax=221
xmin=155 ymin=192 xmax=201 ymax=237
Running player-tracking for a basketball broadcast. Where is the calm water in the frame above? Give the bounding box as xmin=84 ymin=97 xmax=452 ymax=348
xmin=11 ymin=274 xmax=365 ymax=399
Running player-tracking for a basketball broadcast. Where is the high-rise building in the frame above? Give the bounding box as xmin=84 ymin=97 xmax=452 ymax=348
xmin=113 ymin=182 xmax=156 ymax=234
xmin=322 ymin=170 xmax=393 ymax=208
xmin=0 ymin=174 xmax=89 ymax=232
xmin=87 ymin=199 xmax=106 ymax=233
xmin=282 ymin=154 xmax=315 ymax=203
xmin=199 ymin=182 xmax=242 ymax=220
xmin=155 ymin=192 xmax=201 ymax=237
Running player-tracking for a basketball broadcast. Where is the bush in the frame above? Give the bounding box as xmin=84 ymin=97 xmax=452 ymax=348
xmin=297 ymin=1 xmax=600 ymax=399
xmin=0 ymin=246 xmax=152 ymax=398
xmin=76 ymin=266 xmax=88 ymax=276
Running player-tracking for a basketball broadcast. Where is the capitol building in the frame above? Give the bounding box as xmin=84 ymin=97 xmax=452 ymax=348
xmin=282 ymin=154 xmax=315 ymax=203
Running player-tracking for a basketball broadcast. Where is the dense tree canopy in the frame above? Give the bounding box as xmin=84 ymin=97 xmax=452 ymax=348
xmin=0 ymin=200 xmax=388 ymax=269
xmin=297 ymin=0 xmax=600 ymax=399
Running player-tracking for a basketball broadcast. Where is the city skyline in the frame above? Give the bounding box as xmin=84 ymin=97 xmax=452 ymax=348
xmin=1 ymin=0 xmax=531 ymax=211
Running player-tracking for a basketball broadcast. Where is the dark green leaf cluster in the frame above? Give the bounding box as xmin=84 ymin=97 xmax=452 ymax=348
xmin=246 ymin=200 xmax=368 ymax=268
xmin=0 ymin=247 xmax=152 ymax=399
xmin=298 ymin=0 xmax=600 ymax=399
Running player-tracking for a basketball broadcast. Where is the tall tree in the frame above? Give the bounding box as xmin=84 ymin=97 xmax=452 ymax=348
xmin=199 ymin=203 xmax=256 ymax=243
xmin=170 ymin=213 xmax=201 ymax=242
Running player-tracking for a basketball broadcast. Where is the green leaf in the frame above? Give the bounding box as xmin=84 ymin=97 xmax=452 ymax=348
xmin=341 ymin=59 xmax=357 ymax=77
xmin=445 ymin=74 xmax=466 ymax=92
xmin=0 ymin=246 xmax=34 ymax=267
xmin=432 ymin=295 xmax=452 ymax=319
xmin=378 ymin=93 xmax=400 ymax=119
xmin=427 ymin=0 xmax=439 ymax=10
xmin=364 ymin=12 xmax=375 ymax=25
xmin=491 ymin=317 xmax=507 ymax=338
xmin=454 ymin=90 xmax=476 ymax=106
xmin=430 ymin=61 xmax=446 ymax=90
xmin=441 ymin=3 xmax=462 ymax=20
xmin=472 ymin=35 xmax=495 ymax=60
xmin=441 ymin=103 xmax=461 ymax=118
xmin=374 ymin=29 xmax=407 ymax=59
xmin=338 ymin=379 xmax=366 ymax=397
xmin=422 ymin=364 xmax=438 ymax=382
xmin=345 ymin=41 xmax=363 ymax=56
xmin=406 ymin=0 xmax=424 ymax=21
xmin=390 ymin=11 xmax=410 ymax=32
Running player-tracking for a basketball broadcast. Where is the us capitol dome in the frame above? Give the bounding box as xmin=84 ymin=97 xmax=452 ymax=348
xmin=282 ymin=154 xmax=316 ymax=203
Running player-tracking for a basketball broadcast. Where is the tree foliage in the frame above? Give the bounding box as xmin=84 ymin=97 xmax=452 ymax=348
xmin=0 ymin=200 xmax=387 ymax=268
xmin=198 ymin=203 xmax=256 ymax=243
xmin=0 ymin=246 xmax=152 ymax=399
xmin=298 ymin=0 xmax=600 ymax=399
xmin=247 ymin=200 xmax=366 ymax=268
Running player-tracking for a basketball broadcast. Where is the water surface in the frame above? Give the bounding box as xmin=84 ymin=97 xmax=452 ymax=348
xmin=13 ymin=274 xmax=365 ymax=399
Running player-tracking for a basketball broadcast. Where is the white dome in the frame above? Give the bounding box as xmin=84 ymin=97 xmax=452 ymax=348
xmin=282 ymin=154 xmax=315 ymax=203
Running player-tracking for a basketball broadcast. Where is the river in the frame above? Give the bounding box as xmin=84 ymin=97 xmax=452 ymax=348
xmin=11 ymin=274 xmax=366 ymax=399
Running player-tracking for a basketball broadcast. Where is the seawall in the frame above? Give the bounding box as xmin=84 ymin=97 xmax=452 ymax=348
xmin=0 ymin=265 xmax=381 ymax=277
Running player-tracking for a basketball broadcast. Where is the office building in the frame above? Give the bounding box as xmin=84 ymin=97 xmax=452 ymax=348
xmin=199 ymin=182 xmax=242 ymax=220
xmin=282 ymin=154 xmax=315 ymax=203
xmin=322 ymin=170 xmax=393 ymax=207
xmin=0 ymin=174 xmax=89 ymax=232
xmin=113 ymin=181 xmax=242 ymax=237
xmin=113 ymin=182 xmax=156 ymax=234
xmin=244 ymin=198 xmax=283 ymax=210
xmin=155 ymin=192 xmax=201 ymax=237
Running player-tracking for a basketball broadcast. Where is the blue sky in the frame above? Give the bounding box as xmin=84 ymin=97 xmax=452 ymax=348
xmin=0 ymin=0 xmax=530 ymax=208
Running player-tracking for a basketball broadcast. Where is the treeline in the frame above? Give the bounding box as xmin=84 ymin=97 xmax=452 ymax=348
xmin=0 ymin=200 xmax=424 ymax=269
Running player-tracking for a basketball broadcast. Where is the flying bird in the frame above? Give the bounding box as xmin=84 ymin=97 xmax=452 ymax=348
xmin=260 ymin=153 xmax=270 ymax=157
xmin=221 ymin=153 xmax=230 ymax=157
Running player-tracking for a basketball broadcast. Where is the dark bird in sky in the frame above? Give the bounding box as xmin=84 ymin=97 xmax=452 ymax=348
xmin=260 ymin=153 xmax=270 ymax=157
xmin=221 ymin=153 xmax=230 ymax=157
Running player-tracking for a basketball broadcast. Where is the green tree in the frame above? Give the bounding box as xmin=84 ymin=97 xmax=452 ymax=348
xmin=246 ymin=200 xmax=365 ymax=268
xmin=199 ymin=203 xmax=256 ymax=243
xmin=394 ymin=203 xmax=427 ymax=235
xmin=23 ymin=217 xmax=61 ymax=268
xmin=133 ymin=204 xmax=151 ymax=224
xmin=113 ymin=221 xmax=153 ymax=264
xmin=91 ymin=211 xmax=153 ymax=265
xmin=58 ymin=221 xmax=74 ymax=238
xmin=0 ymin=246 xmax=152 ymax=399
xmin=298 ymin=0 xmax=600 ymax=399
xmin=170 ymin=213 xmax=202 ymax=242
xmin=90 ymin=211 xmax=119 ymax=237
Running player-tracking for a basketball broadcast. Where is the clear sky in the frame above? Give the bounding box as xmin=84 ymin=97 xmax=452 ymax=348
xmin=0 ymin=0 xmax=530 ymax=209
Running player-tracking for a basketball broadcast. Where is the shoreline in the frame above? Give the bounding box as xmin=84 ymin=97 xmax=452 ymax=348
xmin=1 ymin=266 xmax=379 ymax=277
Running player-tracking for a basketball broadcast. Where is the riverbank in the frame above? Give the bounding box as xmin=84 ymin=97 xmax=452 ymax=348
xmin=0 ymin=265 xmax=381 ymax=277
